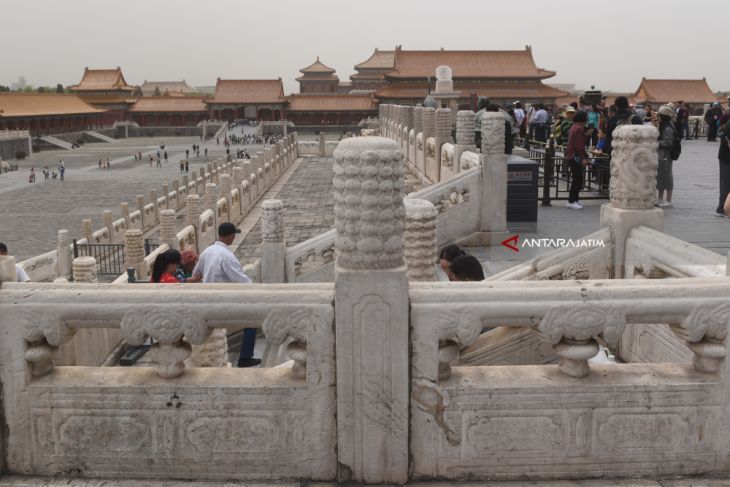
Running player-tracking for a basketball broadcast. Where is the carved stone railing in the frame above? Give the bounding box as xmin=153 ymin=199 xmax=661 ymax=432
xmin=625 ymin=225 xmax=727 ymax=278
xmin=406 ymin=167 xmax=480 ymax=245
xmin=409 ymin=277 xmax=730 ymax=480
xmin=0 ymin=282 xmax=335 ymax=481
xmin=284 ymin=229 xmax=336 ymax=283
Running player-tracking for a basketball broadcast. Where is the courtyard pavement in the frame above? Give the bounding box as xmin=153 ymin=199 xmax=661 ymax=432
xmin=1 ymin=136 xmax=727 ymax=269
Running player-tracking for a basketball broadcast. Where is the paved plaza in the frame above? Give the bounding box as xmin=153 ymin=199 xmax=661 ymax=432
xmin=1 ymin=136 xmax=727 ymax=267
xmin=0 ymin=131 xmax=257 ymax=260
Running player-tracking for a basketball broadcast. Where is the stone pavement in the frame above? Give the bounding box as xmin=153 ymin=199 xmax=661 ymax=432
xmin=236 ymin=156 xmax=334 ymax=261
xmin=0 ymin=135 xmax=262 ymax=261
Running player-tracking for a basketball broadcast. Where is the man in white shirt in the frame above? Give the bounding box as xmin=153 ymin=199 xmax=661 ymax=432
xmin=513 ymin=101 xmax=526 ymax=137
xmin=193 ymin=223 xmax=259 ymax=367
xmin=0 ymin=243 xmax=31 ymax=282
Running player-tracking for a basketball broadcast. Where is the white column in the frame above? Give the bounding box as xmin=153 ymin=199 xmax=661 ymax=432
xmin=599 ymin=124 xmax=663 ymax=278
xmin=56 ymin=229 xmax=72 ymax=278
xmin=478 ymin=112 xmax=508 ymax=240
xmin=333 ymin=136 xmax=408 ymax=484
xmin=404 ymin=199 xmax=438 ymax=281
xmin=260 ymin=199 xmax=286 ymax=283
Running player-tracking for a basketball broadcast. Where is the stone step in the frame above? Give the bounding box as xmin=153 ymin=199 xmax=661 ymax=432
xmin=38 ymin=135 xmax=73 ymax=150
xmin=83 ymin=130 xmax=116 ymax=143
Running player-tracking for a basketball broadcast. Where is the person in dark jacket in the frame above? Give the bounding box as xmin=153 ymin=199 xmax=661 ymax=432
xmin=706 ymin=103 xmax=723 ymax=142
xmin=565 ymin=111 xmax=589 ymax=209
xmin=716 ymin=121 xmax=730 ymax=217
xmin=655 ymin=105 xmax=677 ymax=208
xmin=605 ymin=96 xmax=644 ymax=157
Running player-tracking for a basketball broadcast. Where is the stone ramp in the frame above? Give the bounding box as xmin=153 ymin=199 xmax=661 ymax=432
xmin=83 ymin=130 xmax=116 ymax=143
xmin=38 ymin=135 xmax=73 ymax=150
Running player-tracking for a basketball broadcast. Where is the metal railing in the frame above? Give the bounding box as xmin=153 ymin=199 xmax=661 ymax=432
xmin=73 ymin=238 xmax=160 ymax=276
xmin=516 ymin=137 xmax=610 ymax=204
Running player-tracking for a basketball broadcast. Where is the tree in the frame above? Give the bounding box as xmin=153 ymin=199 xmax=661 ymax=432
xmin=22 ymin=86 xmax=34 ymax=93
xmin=0 ymin=85 xmax=10 ymax=92
xmin=153 ymin=86 xmax=161 ymax=96
xmin=56 ymin=84 xmax=64 ymax=93
xmin=36 ymin=86 xmax=46 ymax=93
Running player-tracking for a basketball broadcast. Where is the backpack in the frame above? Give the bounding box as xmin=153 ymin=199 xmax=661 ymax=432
xmin=670 ymin=126 xmax=682 ymax=160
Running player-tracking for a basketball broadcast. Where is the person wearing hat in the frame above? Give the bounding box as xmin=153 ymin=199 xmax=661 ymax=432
xmin=716 ymin=119 xmax=730 ymax=218
xmin=655 ymin=105 xmax=677 ymax=208
xmin=192 ymin=222 xmax=260 ymax=367
xmin=556 ymin=106 xmax=576 ymax=146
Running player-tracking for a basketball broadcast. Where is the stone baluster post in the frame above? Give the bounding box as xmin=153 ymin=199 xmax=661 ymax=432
xmin=333 ymin=136 xmax=408 ymax=483
xmin=454 ymin=110 xmax=476 ymax=172
xmin=161 ymin=183 xmax=169 ymax=209
xmin=478 ymin=112 xmax=508 ymax=242
xmin=72 ymin=256 xmax=97 ymax=283
xmin=159 ymin=209 xmax=178 ymax=250
xmin=413 ymin=105 xmax=423 ymax=138
xmin=198 ymin=167 xmax=206 ymax=187
xmin=0 ymin=255 xmax=17 ymax=282
xmin=260 ymin=199 xmax=285 ymax=283
xmin=600 ymin=124 xmax=662 ymax=278
xmin=124 ymin=229 xmax=146 ymax=279
xmin=403 ymin=105 xmax=414 ymax=162
xmin=421 ymin=107 xmax=436 ymax=178
xmin=185 ymin=194 xmax=201 ymax=252
xmin=435 ymin=108 xmax=452 ymax=182
xmin=102 ymin=210 xmax=113 ymax=242
xmin=264 ymin=146 xmax=274 ymax=176
xmin=56 ymin=229 xmax=73 ymax=278
xmin=136 ymin=195 xmax=145 ymax=228
xmin=318 ymin=132 xmax=326 ymax=156
xmin=120 ymin=202 xmax=130 ymax=226
xmin=378 ymin=104 xmax=385 ymax=134
xmin=277 ymin=140 xmax=285 ymax=173
xmin=404 ymin=199 xmax=438 ymax=281
xmin=81 ymin=218 xmax=93 ymax=243
xmin=233 ymin=166 xmax=242 ymax=188
xmin=204 ymin=182 xmax=218 ymax=213
xmin=220 ymin=173 xmax=233 ymax=221
xmin=149 ymin=189 xmax=159 ymax=223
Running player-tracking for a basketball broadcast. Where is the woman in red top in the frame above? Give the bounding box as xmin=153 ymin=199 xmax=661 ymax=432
xmin=151 ymin=249 xmax=182 ymax=283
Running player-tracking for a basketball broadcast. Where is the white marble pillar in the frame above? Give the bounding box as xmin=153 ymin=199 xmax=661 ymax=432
xmin=318 ymin=132 xmax=326 ymax=156
xmin=124 ymin=229 xmax=146 ymax=279
xmin=160 ymin=209 xmax=178 ymax=250
xmin=56 ymin=229 xmax=72 ymax=278
xmin=260 ymin=199 xmax=285 ymax=283
xmin=204 ymin=183 xmax=218 ymax=213
xmin=81 ymin=219 xmax=93 ymax=243
xmin=0 ymin=255 xmax=17 ymax=282
xmin=404 ymin=199 xmax=438 ymax=281
xmin=479 ymin=112 xmax=508 ymax=240
xmin=72 ymin=256 xmax=97 ymax=283
xmin=120 ymin=202 xmax=130 ymax=226
xmin=333 ymin=136 xmax=408 ymax=484
xmin=600 ymin=124 xmax=663 ymax=277
xmin=435 ymin=108 xmax=452 ymax=182
xmin=454 ymin=109 xmax=476 ymax=172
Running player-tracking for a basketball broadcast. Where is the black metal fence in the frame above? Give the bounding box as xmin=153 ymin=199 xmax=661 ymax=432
xmin=515 ymin=138 xmax=610 ymax=204
xmin=73 ymin=238 xmax=160 ymax=277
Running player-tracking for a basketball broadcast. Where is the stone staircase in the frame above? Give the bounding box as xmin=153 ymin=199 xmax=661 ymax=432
xmin=83 ymin=130 xmax=116 ymax=143
xmin=38 ymin=135 xmax=73 ymax=150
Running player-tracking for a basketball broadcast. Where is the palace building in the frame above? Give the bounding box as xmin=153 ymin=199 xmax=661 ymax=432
xmin=355 ymin=46 xmax=567 ymax=107
xmin=0 ymin=92 xmax=105 ymax=135
xmin=205 ymin=78 xmax=287 ymax=122
xmin=128 ymin=95 xmax=208 ymax=126
xmin=632 ymin=78 xmax=721 ymax=114
xmin=69 ymin=67 xmax=140 ymax=124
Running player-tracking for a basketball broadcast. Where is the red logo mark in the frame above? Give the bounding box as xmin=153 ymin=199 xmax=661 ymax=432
xmin=501 ymin=234 xmax=520 ymax=252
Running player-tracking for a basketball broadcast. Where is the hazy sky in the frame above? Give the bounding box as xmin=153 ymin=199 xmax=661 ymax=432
xmin=1 ymin=0 xmax=726 ymax=94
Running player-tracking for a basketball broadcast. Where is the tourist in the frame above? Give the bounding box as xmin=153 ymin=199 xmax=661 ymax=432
xmin=0 ymin=243 xmax=30 ymax=282
xmin=106 ymin=157 xmax=111 ymax=169
xmin=565 ymin=110 xmax=590 ymax=210
xmin=532 ymin=104 xmax=549 ymax=142
xmin=587 ymin=106 xmax=601 ymax=146
xmin=28 ymin=168 xmax=35 ymax=183
xmin=474 ymin=97 xmax=489 ymax=147
xmin=164 ymin=151 xmax=168 ymax=163
xmin=644 ymin=105 xmax=654 ymax=125
xmin=204 ymin=147 xmax=208 ymax=158
xmin=635 ymin=104 xmax=646 ymax=122
xmin=178 ymin=250 xmax=201 ymax=282
xmin=156 ymin=149 xmax=161 ymax=159
xmin=716 ymin=120 xmax=730 ymax=217
xmin=605 ymin=97 xmax=643 ymax=157
xmin=156 ymin=155 xmax=162 ymax=168
xmin=179 ymin=160 xmax=185 ymax=173
xmin=43 ymin=166 xmax=50 ymax=180
xmin=150 ymin=249 xmax=183 ymax=283
xmin=149 ymin=154 xmax=153 ymax=167
xmin=185 ymin=160 xmax=189 ymax=173
xmin=556 ymin=107 xmax=576 ymax=146
xmin=655 ymin=105 xmax=677 ymax=208
xmin=186 ymin=149 xmax=189 ymax=159
xmin=676 ymin=102 xmax=690 ymax=140
xmin=438 ymin=244 xmax=466 ymax=281
xmin=138 ymin=151 xmax=142 ymax=160
xmin=706 ymin=103 xmax=723 ymax=142
xmin=58 ymin=161 xmax=65 ymax=181
xmin=192 ymin=223 xmax=260 ymax=367
xmin=514 ymin=102 xmax=526 ymax=138
xmin=449 ymin=255 xmax=485 ymax=281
